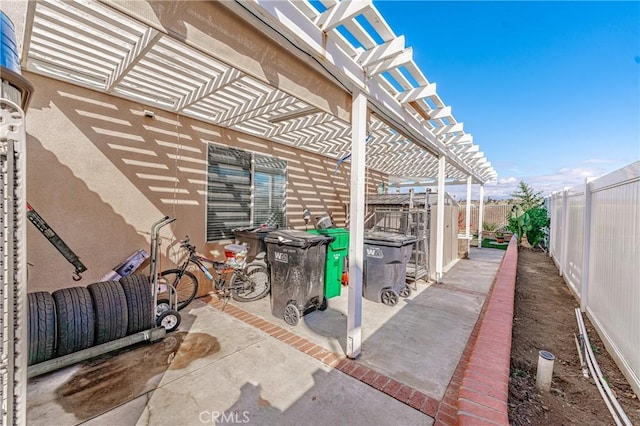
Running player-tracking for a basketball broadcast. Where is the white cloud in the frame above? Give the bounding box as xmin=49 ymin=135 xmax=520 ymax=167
xmin=481 ymin=163 xmax=626 ymax=199
xmin=497 ymin=176 xmax=518 ymax=185
xmin=397 ymin=161 xmax=634 ymax=202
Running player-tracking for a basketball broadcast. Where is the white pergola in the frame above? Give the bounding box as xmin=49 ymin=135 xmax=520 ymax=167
xmin=17 ymin=0 xmax=496 ymax=361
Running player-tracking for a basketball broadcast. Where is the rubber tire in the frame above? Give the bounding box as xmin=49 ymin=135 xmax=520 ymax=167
xmin=156 ymin=309 xmax=181 ymax=332
xmin=159 ymin=269 xmax=198 ymax=311
xmin=399 ymin=284 xmax=412 ymax=298
xmin=380 ymin=289 xmax=399 ymax=306
xmin=27 ymin=292 xmax=56 ymax=365
xmin=52 ymin=287 xmax=95 ymax=357
xmin=119 ymin=274 xmax=154 ymax=334
xmin=231 ymin=264 xmax=270 ymax=302
xmin=318 ymin=297 xmax=328 ymax=311
xmin=88 ymin=281 xmax=128 ymax=345
xmin=283 ymin=303 xmax=300 ymax=326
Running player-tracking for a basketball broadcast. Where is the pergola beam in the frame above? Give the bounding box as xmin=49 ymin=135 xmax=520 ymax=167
xmin=105 ymin=27 xmax=162 ymax=91
xmin=396 ymin=83 xmax=437 ymax=104
xmin=365 ymin=48 xmax=413 ymax=76
xmin=316 ymin=0 xmax=372 ymax=32
xmin=356 ymin=36 xmax=405 ymax=68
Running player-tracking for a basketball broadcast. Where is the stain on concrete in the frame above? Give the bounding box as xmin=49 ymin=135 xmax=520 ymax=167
xmin=55 ymin=332 xmax=220 ymax=421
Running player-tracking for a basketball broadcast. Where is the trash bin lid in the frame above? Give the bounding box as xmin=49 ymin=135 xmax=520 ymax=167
xmin=265 ymin=229 xmax=333 ymax=248
xmin=233 ymin=225 xmax=278 ymax=238
xmin=312 ymin=227 xmax=349 ymax=236
xmin=363 ymin=230 xmax=417 ymax=247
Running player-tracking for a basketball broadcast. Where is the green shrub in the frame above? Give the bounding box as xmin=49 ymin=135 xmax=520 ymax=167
xmin=526 ymin=206 xmax=550 ymax=247
xmin=507 ymin=205 xmax=549 ymax=247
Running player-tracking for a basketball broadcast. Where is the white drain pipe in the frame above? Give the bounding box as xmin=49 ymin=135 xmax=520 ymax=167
xmin=575 ymin=308 xmax=631 ymax=426
xmin=536 ymin=350 xmax=555 ymax=392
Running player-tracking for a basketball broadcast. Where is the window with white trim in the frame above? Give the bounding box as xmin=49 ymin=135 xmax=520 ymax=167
xmin=206 ymin=145 xmax=286 ymax=241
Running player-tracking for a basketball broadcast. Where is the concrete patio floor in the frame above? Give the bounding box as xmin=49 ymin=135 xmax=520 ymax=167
xmin=27 ymin=247 xmax=504 ymax=425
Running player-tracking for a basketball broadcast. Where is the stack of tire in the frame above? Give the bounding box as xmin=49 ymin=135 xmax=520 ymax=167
xmin=27 ymin=274 xmax=154 ymax=366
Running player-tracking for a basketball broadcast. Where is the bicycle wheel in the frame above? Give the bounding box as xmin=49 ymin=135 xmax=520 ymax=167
xmin=159 ymin=269 xmax=199 ymax=311
xmin=231 ymin=264 xmax=270 ymax=302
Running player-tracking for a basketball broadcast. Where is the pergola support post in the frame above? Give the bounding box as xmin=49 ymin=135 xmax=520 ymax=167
xmin=478 ymin=184 xmax=485 ymax=249
xmin=347 ymin=89 xmax=366 ymax=359
xmin=465 ymin=176 xmax=472 ymax=255
xmin=435 ymin=156 xmax=446 ymax=282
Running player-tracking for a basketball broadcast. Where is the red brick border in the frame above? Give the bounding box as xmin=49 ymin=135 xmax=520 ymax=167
xmin=456 ymin=238 xmax=517 ymax=425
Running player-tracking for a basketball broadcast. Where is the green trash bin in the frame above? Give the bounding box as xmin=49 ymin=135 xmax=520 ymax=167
xmin=308 ymin=228 xmax=349 ymax=299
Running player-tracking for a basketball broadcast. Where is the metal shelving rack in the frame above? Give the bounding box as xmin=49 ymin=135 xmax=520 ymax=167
xmin=1 ymin=98 xmax=28 ymax=426
xmin=365 ymin=190 xmax=432 ymax=286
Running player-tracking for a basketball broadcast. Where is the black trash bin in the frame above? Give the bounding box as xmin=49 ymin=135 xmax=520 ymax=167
xmin=363 ymin=230 xmax=417 ymax=306
xmin=233 ymin=226 xmax=277 ymax=263
xmin=265 ymin=229 xmax=333 ymax=325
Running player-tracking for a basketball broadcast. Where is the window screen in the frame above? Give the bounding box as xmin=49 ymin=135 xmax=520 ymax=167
xmin=253 ymin=154 xmax=287 ymax=228
xmin=206 ymin=145 xmax=251 ymax=241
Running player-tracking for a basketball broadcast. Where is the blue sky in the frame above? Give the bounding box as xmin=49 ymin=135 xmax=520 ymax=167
xmin=374 ymin=1 xmax=640 ymax=199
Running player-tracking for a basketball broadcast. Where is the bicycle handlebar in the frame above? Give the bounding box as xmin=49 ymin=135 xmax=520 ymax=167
xmin=180 ymin=235 xmax=196 ymax=253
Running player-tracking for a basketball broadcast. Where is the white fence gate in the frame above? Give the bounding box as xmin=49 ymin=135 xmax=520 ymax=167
xmin=548 ymin=161 xmax=640 ymax=397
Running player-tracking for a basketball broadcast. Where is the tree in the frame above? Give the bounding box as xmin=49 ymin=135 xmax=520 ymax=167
xmin=510 ymin=181 xmax=544 ymax=211
xmin=506 ymin=181 xmax=549 ymax=247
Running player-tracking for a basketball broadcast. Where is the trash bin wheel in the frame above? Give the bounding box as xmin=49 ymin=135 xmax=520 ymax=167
xmin=156 ymin=309 xmax=181 ymax=332
xmin=318 ymin=297 xmax=328 ymax=311
xmin=381 ymin=289 xmax=399 ymax=306
xmin=399 ymin=284 xmax=412 ymax=298
xmin=283 ymin=302 xmax=300 ymax=326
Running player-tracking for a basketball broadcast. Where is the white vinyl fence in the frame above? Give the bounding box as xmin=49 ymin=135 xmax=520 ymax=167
xmin=548 ymin=161 xmax=640 ymax=397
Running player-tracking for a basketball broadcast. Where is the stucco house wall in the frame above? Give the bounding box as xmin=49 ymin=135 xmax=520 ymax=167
xmin=25 ymin=72 xmax=386 ymax=293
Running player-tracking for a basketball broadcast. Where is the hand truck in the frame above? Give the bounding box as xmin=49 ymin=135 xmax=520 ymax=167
xmin=149 ymin=216 xmax=181 ymax=332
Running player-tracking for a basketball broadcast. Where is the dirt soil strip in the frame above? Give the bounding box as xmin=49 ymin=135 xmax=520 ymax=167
xmin=509 ymin=249 xmax=640 ymax=425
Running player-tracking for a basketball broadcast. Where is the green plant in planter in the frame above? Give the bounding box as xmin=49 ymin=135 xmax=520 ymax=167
xmin=483 ymin=221 xmax=499 ymax=232
xmin=507 ymin=205 xmax=532 ymax=244
xmin=524 ymin=206 xmax=550 ymax=247
xmin=507 ymin=205 xmax=550 ymax=247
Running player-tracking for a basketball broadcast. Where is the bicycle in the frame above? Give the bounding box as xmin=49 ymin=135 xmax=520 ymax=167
xmin=156 ymin=237 xmax=270 ymax=313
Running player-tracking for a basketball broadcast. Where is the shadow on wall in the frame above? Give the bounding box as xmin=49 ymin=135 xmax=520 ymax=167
xmin=25 ymin=134 xmax=151 ymax=291
xmin=25 ymin=72 xmax=385 ymax=290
